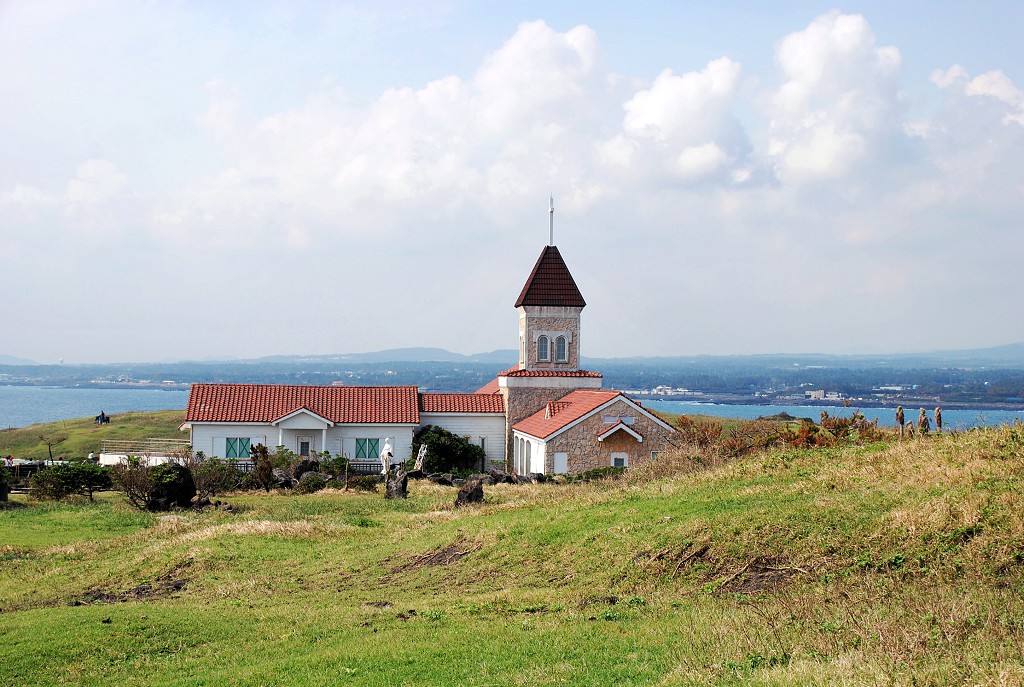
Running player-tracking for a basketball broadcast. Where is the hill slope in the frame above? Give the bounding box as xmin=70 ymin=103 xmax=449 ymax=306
xmin=2 ymin=428 xmax=1024 ymax=685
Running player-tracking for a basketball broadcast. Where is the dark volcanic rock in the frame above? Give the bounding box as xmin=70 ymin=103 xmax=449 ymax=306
xmin=454 ymin=478 xmax=484 ymax=507
xmin=147 ymin=463 xmax=196 ymax=511
xmin=385 ymin=467 xmax=408 ymax=499
xmin=293 ymin=459 xmax=321 ymax=481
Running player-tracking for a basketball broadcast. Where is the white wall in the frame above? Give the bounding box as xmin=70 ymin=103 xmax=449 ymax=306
xmin=420 ymin=413 xmax=506 ymax=467
xmin=190 ymin=423 xmax=415 ymax=462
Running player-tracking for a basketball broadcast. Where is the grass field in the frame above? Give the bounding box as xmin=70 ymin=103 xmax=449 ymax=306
xmin=0 ymin=410 xmax=186 ymax=461
xmin=2 ymin=425 xmax=1024 ymax=685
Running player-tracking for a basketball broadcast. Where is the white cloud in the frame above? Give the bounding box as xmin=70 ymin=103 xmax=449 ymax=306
xmin=768 ymin=11 xmax=902 ymax=182
xmin=2 ymin=7 xmax=1023 ymax=362
xmin=66 ymin=159 xmax=127 ymax=204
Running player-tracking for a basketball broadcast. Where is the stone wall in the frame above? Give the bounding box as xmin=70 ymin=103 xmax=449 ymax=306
xmin=500 ymin=386 xmax=578 ymax=469
xmin=546 ymin=398 xmax=678 ymax=473
xmin=518 ymin=307 xmax=581 ymax=370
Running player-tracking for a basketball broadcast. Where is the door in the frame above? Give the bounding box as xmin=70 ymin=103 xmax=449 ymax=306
xmin=297 ymin=435 xmax=312 ymax=457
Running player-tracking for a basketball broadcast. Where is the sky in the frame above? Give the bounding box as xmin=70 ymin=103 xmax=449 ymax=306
xmin=1 ymin=1 xmax=1022 ymax=364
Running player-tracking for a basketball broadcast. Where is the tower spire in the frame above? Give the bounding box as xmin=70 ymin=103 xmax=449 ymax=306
xmin=548 ymin=194 xmax=554 ymax=246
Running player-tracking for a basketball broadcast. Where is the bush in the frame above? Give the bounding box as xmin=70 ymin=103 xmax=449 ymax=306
xmin=29 ymin=463 xmax=112 ymax=502
xmin=239 ymin=472 xmax=262 ymax=491
xmin=192 ymin=460 xmax=244 ymax=496
xmin=296 ymin=472 xmax=328 ymax=494
xmin=412 ymin=425 xmax=486 ymax=474
xmin=110 ymin=459 xmax=196 ymax=511
xmin=675 ymin=416 xmax=723 ymax=447
xmin=346 ymin=475 xmax=381 ymax=492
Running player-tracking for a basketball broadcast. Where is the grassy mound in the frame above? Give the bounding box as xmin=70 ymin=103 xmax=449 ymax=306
xmin=2 ymin=426 xmax=1023 ymax=685
xmin=0 ymin=410 xmax=186 ymax=461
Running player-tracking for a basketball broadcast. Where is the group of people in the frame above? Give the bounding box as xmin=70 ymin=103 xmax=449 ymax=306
xmin=895 ymin=405 xmax=942 ymax=436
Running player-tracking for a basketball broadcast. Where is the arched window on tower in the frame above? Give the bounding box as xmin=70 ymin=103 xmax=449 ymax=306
xmin=555 ymin=336 xmax=568 ymax=362
xmin=537 ymin=335 xmax=550 ymax=362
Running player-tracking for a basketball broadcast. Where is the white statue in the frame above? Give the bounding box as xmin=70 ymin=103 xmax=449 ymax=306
xmin=380 ymin=438 xmax=393 ymax=475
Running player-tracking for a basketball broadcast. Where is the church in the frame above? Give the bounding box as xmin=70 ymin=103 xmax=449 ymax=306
xmin=182 ymin=236 xmax=677 ymax=474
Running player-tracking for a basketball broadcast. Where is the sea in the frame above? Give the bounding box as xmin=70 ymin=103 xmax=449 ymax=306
xmin=2 ymin=385 xmax=1022 ymax=432
xmin=641 ymin=400 xmax=1024 ymax=430
xmin=0 ymin=386 xmax=191 ymax=429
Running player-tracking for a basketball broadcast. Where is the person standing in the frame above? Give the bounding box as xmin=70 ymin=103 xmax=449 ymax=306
xmin=934 ymin=407 xmax=943 ymax=433
xmin=895 ymin=406 xmax=905 ymax=437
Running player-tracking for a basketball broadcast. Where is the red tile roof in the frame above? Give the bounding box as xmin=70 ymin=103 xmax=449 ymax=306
xmin=185 ymin=384 xmax=420 ymax=424
xmin=512 ymin=389 xmax=624 ymax=439
xmin=498 ymin=367 xmax=602 ymax=378
xmin=514 ymin=245 xmax=586 ymax=308
xmin=420 ymin=393 xmax=505 ymax=413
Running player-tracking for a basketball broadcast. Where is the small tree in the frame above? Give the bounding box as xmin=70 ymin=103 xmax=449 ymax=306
xmin=250 ymin=443 xmax=275 ymax=492
xmin=38 ymin=434 xmax=68 ymax=462
xmin=110 ymin=457 xmax=156 ymax=510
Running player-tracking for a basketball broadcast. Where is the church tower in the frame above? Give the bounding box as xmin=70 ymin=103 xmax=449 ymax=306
xmin=496 ymin=205 xmax=603 ymax=469
xmin=515 ymin=245 xmax=586 ymax=372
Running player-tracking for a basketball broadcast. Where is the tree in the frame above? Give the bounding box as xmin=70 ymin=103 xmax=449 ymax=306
xmin=250 ymin=443 xmax=275 ymax=492
xmin=38 ymin=434 xmax=67 ymax=462
xmin=411 ymin=425 xmax=485 ymax=474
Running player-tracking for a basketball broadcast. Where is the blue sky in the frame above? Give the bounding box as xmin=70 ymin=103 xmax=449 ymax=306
xmin=1 ymin=1 xmax=1022 ymax=363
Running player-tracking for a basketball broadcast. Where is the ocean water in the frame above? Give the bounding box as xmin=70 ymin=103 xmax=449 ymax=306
xmin=640 ymin=400 xmax=1024 ymax=430
xmin=0 ymin=386 xmax=190 ymax=429
xmin=2 ymin=385 xmax=1022 ymax=432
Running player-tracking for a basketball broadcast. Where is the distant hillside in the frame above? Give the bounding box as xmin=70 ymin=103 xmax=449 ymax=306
xmin=256 ymin=347 xmax=518 ymax=365
xmin=0 ymin=354 xmax=38 ymax=365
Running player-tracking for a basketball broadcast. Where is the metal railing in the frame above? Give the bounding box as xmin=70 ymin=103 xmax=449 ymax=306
xmin=100 ymin=438 xmax=192 ymax=457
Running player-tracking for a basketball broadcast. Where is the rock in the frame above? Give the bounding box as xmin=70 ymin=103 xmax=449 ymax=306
xmin=272 ymin=468 xmax=295 ymax=488
xmin=146 ymin=463 xmax=196 ymax=511
xmin=514 ymin=475 xmax=533 ymax=485
xmin=427 ymin=473 xmax=453 ymax=486
xmin=219 ymin=503 xmax=233 ymax=511
xmin=406 ymin=469 xmax=425 ymax=480
xmin=293 ymin=459 xmax=321 ymax=481
xmin=488 ymin=470 xmax=515 ymax=484
xmin=455 ymin=478 xmax=484 ymax=507
xmin=528 ymin=472 xmax=547 ymax=483
xmin=385 ymin=467 xmax=408 ymax=499
xmin=453 ymin=478 xmax=466 ymax=487
xmin=469 ymin=473 xmax=495 ymax=486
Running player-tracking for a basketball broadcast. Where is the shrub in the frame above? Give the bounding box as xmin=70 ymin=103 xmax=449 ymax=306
xmin=676 ymin=416 xmax=723 ymax=447
xmin=296 ymin=473 xmax=328 ymax=494
xmin=110 ymin=459 xmax=196 ymax=511
xmin=412 ymin=425 xmax=486 ymax=474
xmin=239 ymin=472 xmax=262 ymax=491
xmin=346 ymin=475 xmax=381 ymax=492
xmin=250 ymin=444 xmax=275 ymax=492
xmin=29 ymin=463 xmax=112 ymax=502
xmin=192 ymin=460 xmax=244 ymax=496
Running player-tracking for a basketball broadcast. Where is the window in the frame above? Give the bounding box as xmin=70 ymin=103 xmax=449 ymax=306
xmin=225 ymin=437 xmax=250 ymax=459
xmin=553 ymin=452 xmax=568 ymax=474
xmin=355 ymin=438 xmax=380 ymax=460
xmin=555 ymin=336 xmax=567 ymax=362
xmin=537 ymin=335 xmax=550 ymax=361
xmin=479 ymin=436 xmax=486 ymax=452
xmin=298 ymin=436 xmax=311 ymax=456
xmin=602 ymin=416 xmax=636 ymax=425
xmin=611 ymin=452 xmax=629 ymax=468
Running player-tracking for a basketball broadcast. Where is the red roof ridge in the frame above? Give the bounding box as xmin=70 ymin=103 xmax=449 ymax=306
xmin=497 ymin=366 xmax=602 ymax=378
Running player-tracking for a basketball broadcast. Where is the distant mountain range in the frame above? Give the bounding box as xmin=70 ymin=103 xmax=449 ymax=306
xmin=2 ymin=342 xmax=1023 ymax=369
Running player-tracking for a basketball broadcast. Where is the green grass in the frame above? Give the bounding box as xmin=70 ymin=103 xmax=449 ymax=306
xmin=0 ymin=410 xmax=186 ymax=461
xmin=3 ymin=427 xmax=1024 ymax=685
